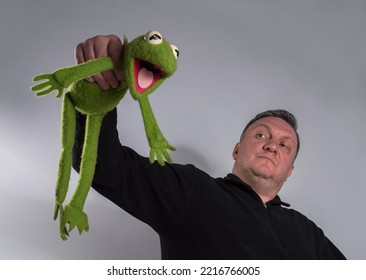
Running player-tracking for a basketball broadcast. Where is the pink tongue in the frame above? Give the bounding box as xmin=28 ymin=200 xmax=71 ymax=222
xmin=138 ymin=68 xmax=154 ymax=89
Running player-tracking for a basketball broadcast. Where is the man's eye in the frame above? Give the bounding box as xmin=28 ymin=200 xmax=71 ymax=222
xmin=256 ymin=133 xmax=266 ymax=139
xmin=280 ymin=143 xmax=289 ymax=150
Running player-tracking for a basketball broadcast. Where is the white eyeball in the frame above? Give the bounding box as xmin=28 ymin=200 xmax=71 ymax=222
xmin=170 ymin=44 xmax=179 ymax=59
xmin=144 ymin=30 xmax=163 ymax=45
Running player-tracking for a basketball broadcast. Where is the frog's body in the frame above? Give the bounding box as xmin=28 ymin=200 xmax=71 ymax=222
xmin=68 ymin=78 xmax=126 ymax=115
xmin=32 ymin=31 xmax=179 ymax=240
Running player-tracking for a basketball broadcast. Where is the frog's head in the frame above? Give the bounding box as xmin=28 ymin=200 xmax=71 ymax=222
xmin=122 ymin=30 xmax=179 ymax=100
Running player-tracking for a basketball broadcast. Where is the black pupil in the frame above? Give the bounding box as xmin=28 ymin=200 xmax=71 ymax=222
xmin=149 ymin=34 xmax=162 ymax=41
xmin=175 ymin=49 xmax=179 ymax=57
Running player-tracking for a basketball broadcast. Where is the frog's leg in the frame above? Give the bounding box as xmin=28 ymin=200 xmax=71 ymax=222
xmin=61 ymin=113 xmax=105 ymax=238
xmin=54 ymin=93 xmax=76 ymax=240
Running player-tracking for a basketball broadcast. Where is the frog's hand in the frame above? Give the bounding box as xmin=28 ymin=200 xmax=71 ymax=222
xmin=32 ymin=73 xmax=64 ymax=98
xmin=138 ymin=97 xmax=175 ymax=166
xmin=31 ymin=57 xmax=115 ymax=98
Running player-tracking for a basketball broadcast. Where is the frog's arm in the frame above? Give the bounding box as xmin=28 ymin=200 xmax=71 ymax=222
xmin=31 ymin=57 xmax=114 ymax=98
xmin=138 ymin=96 xmax=175 ymax=165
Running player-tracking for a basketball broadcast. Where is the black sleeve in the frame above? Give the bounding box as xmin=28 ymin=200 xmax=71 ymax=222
xmin=72 ymin=109 xmax=197 ymax=236
xmin=322 ymin=235 xmax=347 ymax=259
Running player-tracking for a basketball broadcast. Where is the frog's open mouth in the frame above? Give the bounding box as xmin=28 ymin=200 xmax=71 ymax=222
xmin=134 ymin=59 xmax=164 ymax=93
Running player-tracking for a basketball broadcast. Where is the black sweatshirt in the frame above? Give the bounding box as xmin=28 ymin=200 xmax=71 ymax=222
xmin=72 ymin=109 xmax=346 ymax=260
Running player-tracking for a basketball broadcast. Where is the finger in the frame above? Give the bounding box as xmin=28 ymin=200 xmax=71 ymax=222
xmin=74 ymin=42 xmax=86 ymax=64
xmin=162 ymin=150 xmax=172 ymax=163
xmin=156 ymin=152 xmax=165 ymax=166
xmin=56 ymin=89 xmax=64 ymax=98
xmin=69 ymin=224 xmax=76 ymax=233
xmin=108 ymin=35 xmax=124 ymax=81
xmin=168 ymin=144 xmax=176 ymax=151
xmin=99 ymin=69 xmax=119 ymax=89
xmin=31 ymin=81 xmax=51 ymax=91
xmin=150 ymin=149 xmax=156 ymax=164
xmin=36 ymin=87 xmax=55 ymax=96
xmin=53 ymin=204 xmax=59 ymax=220
xmin=32 ymin=74 xmax=50 ymax=82
xmin=93 ymin=73 xmax=111 ymax=90
xmin=75 ymin=43 xmax=95 ymax=83
xmin=91 ymin=41 xmax=112 ymax=89
xmin=60 ymin=233 xmax=68 ymax=241
xmin=64 ymin=227 xmax=69 ymax=236
xmin=77 ymin=225 xmax=84 ymax=235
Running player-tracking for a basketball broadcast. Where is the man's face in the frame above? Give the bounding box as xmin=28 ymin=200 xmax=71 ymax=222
xmin=232 ymin=117 xmax=298 ymax=188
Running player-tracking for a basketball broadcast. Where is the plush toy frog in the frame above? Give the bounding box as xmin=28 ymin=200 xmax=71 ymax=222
xmin=31 ymin=30 xmax=179 ymax=240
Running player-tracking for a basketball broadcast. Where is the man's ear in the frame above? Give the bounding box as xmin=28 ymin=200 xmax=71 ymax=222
xmin=232 ymin=142 xmax=240 ymax=160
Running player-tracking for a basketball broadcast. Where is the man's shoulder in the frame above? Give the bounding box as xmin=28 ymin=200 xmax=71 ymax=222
xmin=280 ymin=206 xmax=323 ymax=232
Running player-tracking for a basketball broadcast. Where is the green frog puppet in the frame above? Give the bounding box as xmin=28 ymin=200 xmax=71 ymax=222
xmin=31 ymin=30 xmax=179 ymax=240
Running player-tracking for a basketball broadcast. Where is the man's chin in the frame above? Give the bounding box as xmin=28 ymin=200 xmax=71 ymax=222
xmin=253 ymin=166 xmax=274 ymax=180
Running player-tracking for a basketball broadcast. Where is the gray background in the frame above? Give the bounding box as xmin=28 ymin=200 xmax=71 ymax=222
xmin=1 ymin=0 xmax=365 ymax=259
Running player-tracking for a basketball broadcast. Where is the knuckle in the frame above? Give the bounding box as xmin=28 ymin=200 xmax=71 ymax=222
xmin=75 ymin=42 xmax=83 ymax=51
xmin=84 ymin=35 xmax=104 ymax=49
xmin=107 ymin=34 xmax=121 ymax=42
xmin=92 ymin=35 xmax=105 ymax=42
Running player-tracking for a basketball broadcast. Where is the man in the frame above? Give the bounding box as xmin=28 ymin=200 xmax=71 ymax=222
xmin=72 ymin=34 xmax=346 ymax=259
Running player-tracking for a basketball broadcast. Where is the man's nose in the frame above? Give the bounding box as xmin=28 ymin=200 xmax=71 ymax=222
xmin=263 ymin=141 xmax=278 ymax=154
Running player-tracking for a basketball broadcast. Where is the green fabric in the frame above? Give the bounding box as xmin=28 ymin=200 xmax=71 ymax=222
xmin=31 ymin=30 xmax=178 ymax=240
xmin=138 ymin=96 xmax=175 ymax=165
xmin=54 ymin=94 xmax=75 ymax=219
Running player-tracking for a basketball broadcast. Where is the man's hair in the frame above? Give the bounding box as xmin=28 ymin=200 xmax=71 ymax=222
xmin=240 ymin=109 xmax=300 ymax=159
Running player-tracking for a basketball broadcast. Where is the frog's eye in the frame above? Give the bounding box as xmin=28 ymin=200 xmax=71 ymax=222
xmin=170 ymin=44 xmax=179 ymax=60
xmin=144 ymin=30 xmax=163 ymax=45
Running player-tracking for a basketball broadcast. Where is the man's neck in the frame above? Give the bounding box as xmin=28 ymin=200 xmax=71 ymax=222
xmin=233 ymin=171 xmax=281 ymax=204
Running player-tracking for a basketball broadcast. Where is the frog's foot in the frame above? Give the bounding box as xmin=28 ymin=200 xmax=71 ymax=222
xmin=53 ymin=204 xmax=67 ymax=241
xmin=61 ymin=204 xmax=89 ymax=239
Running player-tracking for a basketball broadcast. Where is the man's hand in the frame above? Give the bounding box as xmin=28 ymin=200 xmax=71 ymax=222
xmin=75 ymin=34 xmax=124 ymax=90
